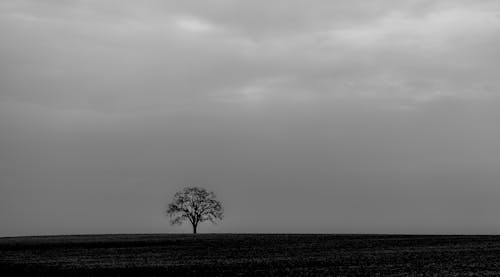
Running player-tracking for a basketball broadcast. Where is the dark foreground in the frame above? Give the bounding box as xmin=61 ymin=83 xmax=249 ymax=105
xmin=1 ymin=234 xmax=500 ymax=276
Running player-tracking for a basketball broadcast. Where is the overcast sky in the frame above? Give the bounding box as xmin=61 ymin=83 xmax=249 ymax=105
xmin=1 ymin=0 xmax=500 ymax=236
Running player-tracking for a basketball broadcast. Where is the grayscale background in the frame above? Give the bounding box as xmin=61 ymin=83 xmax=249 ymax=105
xmin=1 ymin=0 xmax=500 ymax=236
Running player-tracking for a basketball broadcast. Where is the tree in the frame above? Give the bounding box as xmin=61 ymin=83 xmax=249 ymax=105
xmin=166 ymin=187 xmax=223 ymax=234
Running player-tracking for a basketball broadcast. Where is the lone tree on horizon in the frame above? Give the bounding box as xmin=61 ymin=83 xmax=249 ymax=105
xmin=166 ymin=187 xmax=223 ymax=234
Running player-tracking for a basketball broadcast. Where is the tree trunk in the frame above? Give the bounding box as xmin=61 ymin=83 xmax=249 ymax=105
xmin=192 ymin=223 xmax=197 ymax=234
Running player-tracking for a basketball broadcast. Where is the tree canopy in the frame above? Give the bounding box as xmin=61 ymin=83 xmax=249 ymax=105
xmin=166 ymin=187 xmax=223 ymax=233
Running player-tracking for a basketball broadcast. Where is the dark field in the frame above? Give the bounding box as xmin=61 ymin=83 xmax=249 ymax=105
xmin=1 ymin=234 xmax=500 ymax=276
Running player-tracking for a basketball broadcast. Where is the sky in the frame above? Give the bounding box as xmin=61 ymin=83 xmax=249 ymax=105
xmin=1 ymin=0 xmax=500 ymax=236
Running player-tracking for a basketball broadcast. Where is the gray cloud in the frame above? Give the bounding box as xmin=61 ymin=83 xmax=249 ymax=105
xmin=1 ymin=0 xmax=500 ymax=236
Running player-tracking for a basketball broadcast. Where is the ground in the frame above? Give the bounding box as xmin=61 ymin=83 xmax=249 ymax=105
xmin=1 ymin=234 xmax=500 ymax=276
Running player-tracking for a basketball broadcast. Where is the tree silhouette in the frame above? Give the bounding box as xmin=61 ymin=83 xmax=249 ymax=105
xmin=166 ymin=187 xmax=223 ymax=234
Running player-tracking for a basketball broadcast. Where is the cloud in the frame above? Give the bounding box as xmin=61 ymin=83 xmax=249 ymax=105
xmin=328 ymin=6 xmax=500 ymax=47
xmin=2 ymin=0 xmax=500 ymax=235
xmin=1 ymin=0 xmax=499 ymax=113
xmin=173 ymin=15 xmax=217 ymax=33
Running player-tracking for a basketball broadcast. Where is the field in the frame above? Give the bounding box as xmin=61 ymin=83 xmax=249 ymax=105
xmin=1 ymin=234 xmax=500 ymax=276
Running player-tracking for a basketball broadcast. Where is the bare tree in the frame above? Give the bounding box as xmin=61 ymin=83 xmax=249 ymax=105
xmin=166 ymin=187 xmax=223 ymax=234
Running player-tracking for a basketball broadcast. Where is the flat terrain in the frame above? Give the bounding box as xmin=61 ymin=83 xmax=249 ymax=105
xmin=1 ymin=234 xmax=500 ymax=276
